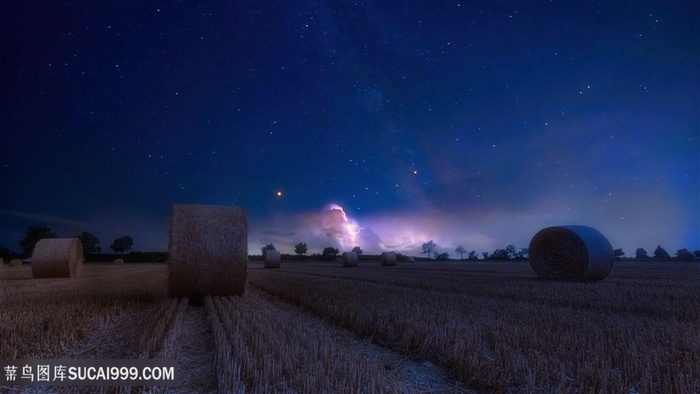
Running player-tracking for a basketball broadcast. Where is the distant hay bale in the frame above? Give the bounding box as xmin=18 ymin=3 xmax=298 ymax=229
xmin=675 ymin=250 xmax=695 ymax=262
xmin=113 ymin=258 xmax=125 ymax=265
xmin=263 ymin=249 xmax=281 ymax=268
xmin=406 ymin=256 xmax=415 ymax=263
xmin=168 ymin=203 xmax=248 ymax=298
xmin=31 ymin=238 xmax=83 ymax=278
xmin=341 ymin=251 xmax=358 ymax=267
xmin=335 ymin=257 xmax=342 ymax=263
xmin=9 ymin=259 xmax=22 ymax=266
xmin=380 ymin=251 xmax=397 ymax=266
xmin=529 ymin=225 xmax=613 ymax=281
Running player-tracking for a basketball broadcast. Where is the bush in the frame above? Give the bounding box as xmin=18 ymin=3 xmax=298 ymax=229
xmin=436 ymin=252 xmax=450 ymax=261
xmin=321 ymin=247 xmax=339 ymax=261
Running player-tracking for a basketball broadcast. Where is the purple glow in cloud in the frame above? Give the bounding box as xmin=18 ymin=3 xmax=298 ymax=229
xmin=307 ymin=203 xmax=363 ymax=250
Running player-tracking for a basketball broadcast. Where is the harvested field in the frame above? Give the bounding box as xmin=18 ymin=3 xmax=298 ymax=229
xmin=248 ymin=260 xmax=699 ymax=393
xmin=1 ymin=260 xmax=697 ymax=393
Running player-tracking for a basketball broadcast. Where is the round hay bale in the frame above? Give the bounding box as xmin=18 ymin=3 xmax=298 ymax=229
xmin=675 ymin=250 xmax=695 ymax=262
xmin=263 ymin=249 xmax=281 ymax=269
xmin=406 ymin=256 xmax=415 ymax=263
xmin=113 ymin=258 xmax=125 ymax=265
xmin=31 ymin=238 xmax=83 ymax=278
xmin=334 ymin=257 xmax=342 ymax=263
xmin=9 ymin=259 xmax=22 ymax=266
xmin=168 ymin=203 xmax=248 ymax=298
xmin=380 ymin=251 xmax=397 ymax=266
xmin=341 ymin=251 xmax=358 ymax=267
xmin=529 ymin=225 xmax=613 ymax=281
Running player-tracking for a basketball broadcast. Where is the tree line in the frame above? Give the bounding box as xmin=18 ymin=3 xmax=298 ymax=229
xmin=424 ymin=240 xmax=698 ymax=262
xmin=614 ymin=246 xmax=698 ymax=261
xmin=0 ymin=225 xmax=135 ymax=261
xmin=5 ymin=225 xmax=696 ymax=263
xmin=258 ymin=240 xmax=699 ymax=262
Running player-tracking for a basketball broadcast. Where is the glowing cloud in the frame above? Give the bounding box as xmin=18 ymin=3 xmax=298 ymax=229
xmin=313 ymin=203 xmax=363 ymax=250
xmin=299 ymin=204 xmax=442 ymax=254
xmin=251 ymin=188 xmax=694 ymax=258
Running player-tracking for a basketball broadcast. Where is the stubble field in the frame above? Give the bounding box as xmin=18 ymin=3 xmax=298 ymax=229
xmin=0 ymin=259 xmax=698 ymax=393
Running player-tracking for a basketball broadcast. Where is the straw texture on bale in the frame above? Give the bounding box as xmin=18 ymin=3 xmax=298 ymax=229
xmin=168 ymin=203 xmax=248 ymax=298
xmin=529 ymin=225 xmax=613 ymax=281
xmin=263 ymin=249 xmax=281 ymax=268
xmin=113 ymin=258 xmax=125 ymax=265
xmin=9 ymin=259 xmax=22 ymax=266
xmin=31 ymin=238 xmax=83 ymax=278
xmin=341 ymin=251 xmax=358 ymax=267
xmin=380 ymin=251 xmax=397 ymax=266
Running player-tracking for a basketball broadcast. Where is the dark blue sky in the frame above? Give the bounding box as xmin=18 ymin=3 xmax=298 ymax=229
xmin=1 ymin=1 xmax=698 ymax=256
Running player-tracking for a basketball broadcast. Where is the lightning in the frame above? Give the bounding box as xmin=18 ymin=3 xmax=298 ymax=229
xmin=322 ymin=203 xmax=363 ymax=248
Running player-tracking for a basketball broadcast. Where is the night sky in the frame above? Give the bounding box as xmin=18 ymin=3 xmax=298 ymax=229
xmin=1 ymin=1 xmax=698 ymax=257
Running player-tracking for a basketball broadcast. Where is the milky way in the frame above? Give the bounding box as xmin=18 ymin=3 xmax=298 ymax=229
xmin=1 ymin=2 xmax=697 ymax=257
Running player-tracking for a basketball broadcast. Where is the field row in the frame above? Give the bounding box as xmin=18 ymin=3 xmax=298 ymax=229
xmin=261 ymin=260 xmax=700 ymax=322
xmin=0 ymin=265 xmax=170 ymax=361
xmin=2 ymin=264 xmax=473 ymax=393
xmin=206 ymin=289 xmax=468 ymax=393
xmin=248 ymin=268 xmax=699 ymax=393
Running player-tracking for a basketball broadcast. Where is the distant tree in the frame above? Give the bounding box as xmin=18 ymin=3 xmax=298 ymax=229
xmin=19 ymin=225 xmax=57 ymax=256
xmin=482 ymin=252 xmax=489 ymax=260
xmin=491 ymin=248 xmax=510 ymax=260
xmin=613 ymin=248 xmax=625 ymax=260
xmin=505 ymin=244 xmax=517 ymax=259
xmin=294 ymin=242 xmax=308 ymax=256
xmin=436 ymin=252 xmax=450 ymax=261
xmin=77 ymin=231 xmax=101 ymax=255
xmin=322 ymin=246 xmax=339 ymax=260
xmin=351 ymin=246 xmax=363 ymax=255
xmin=516 ymin=248 xmax=529 ymax=259
xmin=261 ymin=243 xmax=276 ymax=255
xmin=467 ymin=250 xmax=478 ymax=260
xmin=653 ymin=245 xmax=670 ymax=259
xmin=455 ymin=245 xmax=466 ymax=260
xmin=635 ymin=248 xmax=649 ymax=260
xmin=675 ymin=249 xmax=695 ymax=261
xmin=110 ymin=236 xmax=134 ymax=255
xmin=421 ymin=241 xmax=436 ymax=260
xmin=695 ymin=250 xmax=700 ymax=259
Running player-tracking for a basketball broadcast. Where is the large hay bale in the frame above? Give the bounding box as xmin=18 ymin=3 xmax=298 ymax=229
xmin=529 ymin=225 xmax=613 ymax=281
xmin=381 ymin=251 xmax=397 ymax=266
xmin=113 ymin=258 xmax=125 ymax=265
xmin=9 ymin=259 xmax=22 ymax=266
xmin=341 ymin=251 xmax=358 ymax=267
xmin=31 ymin=238 xmax=83 ymax=278
xmin=168 ymin=203 xmax=248 ymax=298
xmin=675 ymin=249 xmax=695 ymax=262
xmin=263 ymin=249 xmax=281 ymax=268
